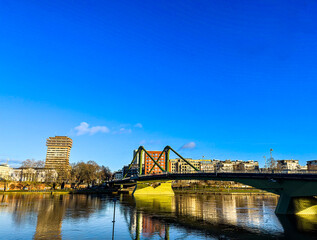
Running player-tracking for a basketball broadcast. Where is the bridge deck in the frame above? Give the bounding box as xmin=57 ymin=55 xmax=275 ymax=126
xmin=111 ymin=172 xmax=317 ymax=184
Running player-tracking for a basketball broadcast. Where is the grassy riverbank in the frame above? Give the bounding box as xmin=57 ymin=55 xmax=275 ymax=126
xmin=0 ymin=188 xmax=118 ymax=194
xmin=0 ymin=190 xmax=70 ymax=194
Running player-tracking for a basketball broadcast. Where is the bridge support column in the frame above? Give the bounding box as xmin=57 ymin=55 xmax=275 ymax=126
xmin=275 ymin=194 xmax=317 ymax=215
xmin=275 ymin=194 xmax=293 ymax=214
xmin=132 ymin=181 xmax=174 ymax=196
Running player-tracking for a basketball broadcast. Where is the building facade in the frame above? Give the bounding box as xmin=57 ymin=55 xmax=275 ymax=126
xmin=113 ymin=170 xmax=123 ymax=180
xmin=122 ymin=164 xmax=139 ymax=178
xmin=170 ymin=158 xmax=214 ymax=173
xmin=276 ymin=160 xmax=300 ymax=171
xmin=307 ymin=160 xmax=317 ymax=171
xmin=45 ymin=136 xmax=72 ymax=180
xmin=200 ymin=160 xmax=217 ymax=172
xmin=217 ymin=160 xmax=234 ymax=171
xmin=0 ymin=163 xmax=13 ymax=180
xmin=11 ymin=168 xmax=58 ymax=182
xmin=133 ymin=149 xmax=145 ymax=165
xmin=144 ymin=151 xmax=166 ymax=174
xmin=235 ymin=160 xmax=259 ymax=171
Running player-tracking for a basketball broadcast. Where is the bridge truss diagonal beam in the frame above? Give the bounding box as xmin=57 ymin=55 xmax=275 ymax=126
xmin=124 ymin=146 xmax=167 ymax=178
xmin=168 ymin=146 xmax=199 ymax=172
xmin=148 ymin=146 xmax=169 ymax=174
xmin=124 ymin=145 xmax=201 ymax=178
xmin=141 ymin=146 xmax=166 ymax=173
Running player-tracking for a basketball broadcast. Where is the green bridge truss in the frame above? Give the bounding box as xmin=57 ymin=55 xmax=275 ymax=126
xmin=117 ymin=146 xmax=317 ymax=215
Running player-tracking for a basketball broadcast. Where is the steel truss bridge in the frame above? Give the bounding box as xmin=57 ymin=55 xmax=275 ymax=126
xmin=110 ymin=146 xmax=317 ymax=215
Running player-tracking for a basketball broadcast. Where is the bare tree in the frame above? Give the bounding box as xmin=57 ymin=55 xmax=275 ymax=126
xmin=71 ymin=161 xmax=112 ymax=187
xmin=21 ymin=159 xmax=45 ymax=168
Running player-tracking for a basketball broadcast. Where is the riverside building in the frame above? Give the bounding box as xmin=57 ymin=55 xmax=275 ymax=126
xmin=170 ymin=158 xmax=214 ymax=173
xmin=11 ymin=168 xmax=58 ymax=182
xmin=0 ymin=163 xmax=12 ymax=180
xmin=45 ymin=136 xmax=72 ymax=180
xmin=276 ymin=160 xmax=300 ymax=171
xmin=144 ymin=151 xmax=167 ymax=174
xmin=307 ymin=160 xmax=317 ymax=171
xmin=235 ymin=160 xmax=259 ymax=171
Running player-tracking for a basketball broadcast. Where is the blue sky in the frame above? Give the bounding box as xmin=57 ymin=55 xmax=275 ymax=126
xmin=1 ymin=0 xmax=317 ymax=170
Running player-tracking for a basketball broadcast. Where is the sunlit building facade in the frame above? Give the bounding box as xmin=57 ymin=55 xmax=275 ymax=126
xmin=11 ymin=168 xmax=57 ymax=182
xmin=276 ymin=160 xmax=299 ymax=170
xmin=45 ymin=136 xmax=72 ymax=180
xmin=235 ymin=160 xmax=259 ymax=171
xmin=307 ymin=160 xmax=317 ymax=171
xmin=0 ymin=163 xmax=13 ymax=180
xmin=144 ymin=151 xmax=166 ymax=174
xmin=170 ymin=158 xmax=214 ymax=173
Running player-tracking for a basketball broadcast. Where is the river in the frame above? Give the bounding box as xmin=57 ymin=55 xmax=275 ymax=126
xmin=0 ymin=193 xmax=316 ymax=239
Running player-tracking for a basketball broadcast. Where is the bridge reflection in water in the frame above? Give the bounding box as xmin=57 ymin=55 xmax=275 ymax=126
xmin=122 ymin=194 xmax=317 ymax=240
xmin=1 ymin=193 xmax=317 ymax=239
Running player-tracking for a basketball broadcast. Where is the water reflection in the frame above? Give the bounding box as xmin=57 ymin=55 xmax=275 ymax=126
xmin=122 ymin=194 xmax=317 ymax=239
xmin=122 ymin=194 xmax=282 ymax=239
xmin=0 ymin=193 xmax=317 ymax=239
xmin=0 ymin=193 xmax=108 ymax=239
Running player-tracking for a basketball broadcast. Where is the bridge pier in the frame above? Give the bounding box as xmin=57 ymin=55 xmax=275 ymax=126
xmin=275 ymin=195 xmax=317 ymax=215
xmin=275 ymin=194 xmax=293 ymax=214
xmin=132 ymin=180 xmax=174 ymax=196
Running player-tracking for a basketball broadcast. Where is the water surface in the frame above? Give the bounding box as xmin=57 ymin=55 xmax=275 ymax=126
xmin=0 ymin=193 xmax=316 ymax=239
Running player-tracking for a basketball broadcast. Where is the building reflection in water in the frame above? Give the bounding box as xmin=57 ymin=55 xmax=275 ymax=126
xmin=34 ymin=195 xmax=65 ymax=240
xmin=123 ymin=193 xmax=317 ymax=239
xmin=0 ymin=193 xmax=107 ymax=240
xmin=121 ymin=195 xmax=173 ymax=239
xmin=1 ymin=193 xmax=317 ymax=239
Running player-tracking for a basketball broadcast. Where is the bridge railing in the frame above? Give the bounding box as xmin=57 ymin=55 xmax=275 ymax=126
xmin=125 ymin=169 xmax=317 ymax=178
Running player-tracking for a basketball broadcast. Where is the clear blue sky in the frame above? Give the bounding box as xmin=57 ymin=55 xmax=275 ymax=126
xmin=1 ymin=0 xmax=317 ymax=170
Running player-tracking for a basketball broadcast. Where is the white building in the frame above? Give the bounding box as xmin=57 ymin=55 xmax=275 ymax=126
xmin=0 ymin=163 xmax=13 ymax=180
xmin=11 ymin=168 xmax=58 ymax=182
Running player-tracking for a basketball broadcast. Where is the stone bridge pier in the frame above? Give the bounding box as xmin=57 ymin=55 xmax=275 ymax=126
xmin=236 ymin=178 xmax=317 ymax=215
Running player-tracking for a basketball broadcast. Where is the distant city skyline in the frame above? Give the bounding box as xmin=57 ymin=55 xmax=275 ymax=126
xmin=1 ymin=1 xmax=317 ymax=170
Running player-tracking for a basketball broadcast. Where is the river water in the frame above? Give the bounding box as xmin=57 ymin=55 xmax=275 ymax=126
xmin=0 ymin=193 xmax=316 ymax=239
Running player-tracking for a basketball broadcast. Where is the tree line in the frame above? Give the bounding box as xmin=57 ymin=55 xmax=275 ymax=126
xmin=19 ymin=159 xmax=112 ymax=186
xmin=70 ymin=161 xmax=112 ymax=186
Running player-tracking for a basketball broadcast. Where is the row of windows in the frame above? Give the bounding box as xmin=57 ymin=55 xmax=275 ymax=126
xmin=47 ymin=149 xmax=69 ymax=151
xmin=146 ymin=158 xmax=164 ymax=160
xmin=145 ymin=167 xmax=167 ymax=170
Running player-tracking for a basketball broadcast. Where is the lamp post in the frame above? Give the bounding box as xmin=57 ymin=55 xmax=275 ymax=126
xmin=112 ymin=197 xmax=117 ymax=240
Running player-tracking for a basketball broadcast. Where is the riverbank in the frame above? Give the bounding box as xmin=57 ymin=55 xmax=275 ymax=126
xmin=0 ymin=190 xmax=70 ymax=194
xmin=173 ymin=188 xmax=275 ymax=195
xmin=0 ymin=188 xmax=117 ymax=194
xmin=0 ymin=188 xmax=276 ymax=195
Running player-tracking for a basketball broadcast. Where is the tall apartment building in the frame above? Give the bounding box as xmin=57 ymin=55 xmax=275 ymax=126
xmin=133 ymin=149 xmax=145 ymax=165
xmin=144 ymin=151 xmax=167 ymax=174
xmin=45 ymin=136 xmax=72 ymax=180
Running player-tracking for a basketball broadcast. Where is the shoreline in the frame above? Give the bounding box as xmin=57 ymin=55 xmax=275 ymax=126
xmin=172 ymin=188 xmax=276 ymax=195
xmin=0 ymin=190 xmax=70 ymax=194
xmin=0 ymin=189 xmax=276 ymax=195
xmin=173 ymin=190 xmax=276 ymax=195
